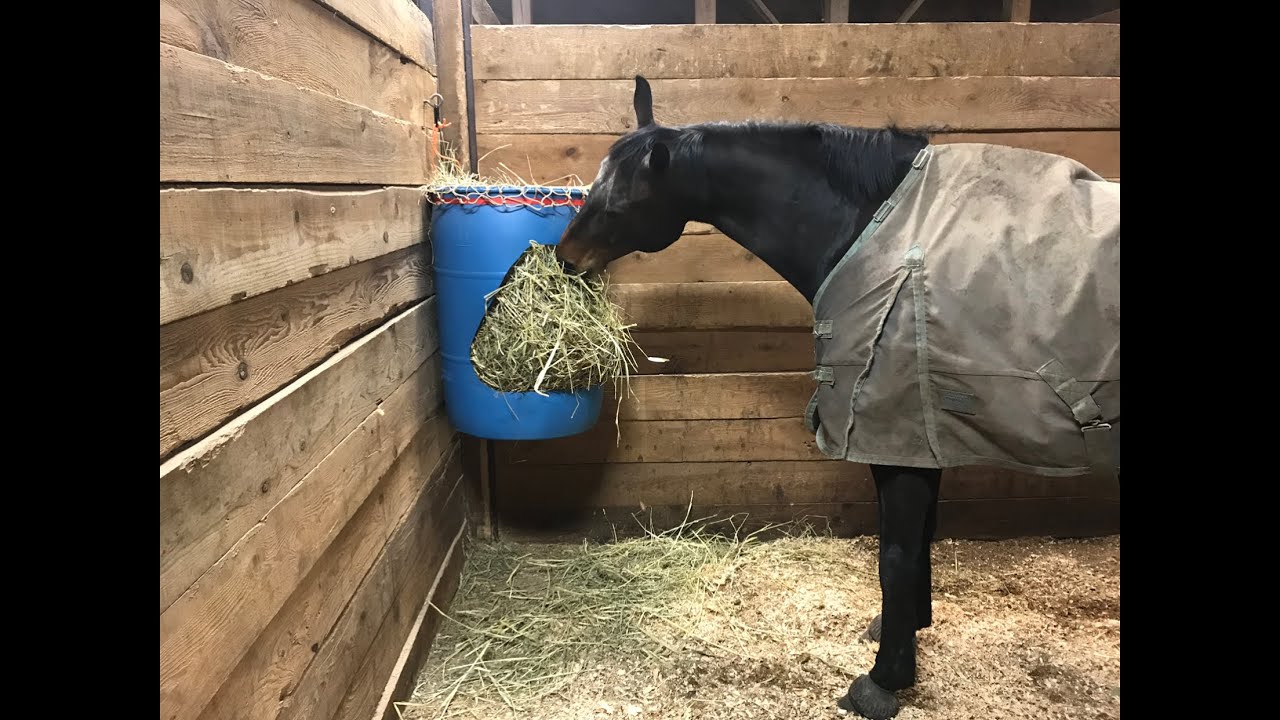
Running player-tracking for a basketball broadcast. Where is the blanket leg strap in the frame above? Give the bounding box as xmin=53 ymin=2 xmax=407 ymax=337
xmin=1036 ymin=359 xmax=1117 ymax=482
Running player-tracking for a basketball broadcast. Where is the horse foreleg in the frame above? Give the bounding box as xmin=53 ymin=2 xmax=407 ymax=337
xmin=841 ymin=464 xmax=941 ymax=720
xmin=863 ymin=469 xmax=939 ymax=642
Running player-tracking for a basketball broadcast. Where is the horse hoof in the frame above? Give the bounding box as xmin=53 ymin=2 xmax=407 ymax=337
xmin=839 ymin=675 xmax=900 ymax=720
xmin=863 ymin=614 xmax=882 ymax=643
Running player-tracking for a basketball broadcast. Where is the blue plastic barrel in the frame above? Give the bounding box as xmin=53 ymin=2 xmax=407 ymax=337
xmin=429 ymin=185 xmax=604 ymax=440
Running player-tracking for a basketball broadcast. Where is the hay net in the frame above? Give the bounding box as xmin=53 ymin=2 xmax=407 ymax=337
xmin=423 ymin=146 xmax=641 ymax=397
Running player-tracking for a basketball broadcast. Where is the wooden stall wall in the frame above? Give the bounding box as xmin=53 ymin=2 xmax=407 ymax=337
xmin=160 ymin=3 xmax=469 ymax=719
xmin=470 ymin=21 xmax=1121 ymax=541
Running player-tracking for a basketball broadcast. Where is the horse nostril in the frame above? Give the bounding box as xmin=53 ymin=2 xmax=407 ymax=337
xmin=559 ymin=258 xmax=579 ymax=274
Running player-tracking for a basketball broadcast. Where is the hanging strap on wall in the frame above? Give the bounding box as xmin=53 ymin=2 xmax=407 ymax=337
xmin=426 ymin=93 xmax=451 ymax=171
xmin=1036 ymin=358 xmax=1117 ymax=482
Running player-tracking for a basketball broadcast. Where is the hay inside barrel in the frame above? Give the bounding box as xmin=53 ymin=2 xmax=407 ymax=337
xmin=470 ymin=240 xmax=639 ymax=396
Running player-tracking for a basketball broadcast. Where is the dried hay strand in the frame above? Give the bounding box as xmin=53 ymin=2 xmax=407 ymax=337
xmin=397 ymin=511 xmax=826 ymax=720
xmin=471 ymin=241 xmax=638 ymax=395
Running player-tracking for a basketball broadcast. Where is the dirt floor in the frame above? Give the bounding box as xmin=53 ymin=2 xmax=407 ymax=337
xmin=400 ymin=528 xmax=1119 ymax=720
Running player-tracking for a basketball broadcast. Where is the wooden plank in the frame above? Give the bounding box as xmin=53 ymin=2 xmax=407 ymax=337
xmin=432 ymin=0 xmax=473 ymax=171
xmin=159 ymin=43 xmax=429 ymax=185
xmin=1005 ymin=0 xmax=1032 ymax=23
xmin=342 ymin=490 xmax=466 ymax=720
xmin=498 ymin=497 xmax=1120 ymax=542
xmin=611 ymin=372 xmax=813 ymax=421
xmin=694 ymin=0 xmax=715 ymax=23
xmin=371 ymin=523 xmax=466 ymax=720
xmin=312 ymin=0 xmax=436 ymax=71
xmin=159 ymin=243 xmax=433 ymax=460
xmin=478 ymin=130 xmax=1119 ymax=194
xmin=159 ymin=0 xmax=435 ymax=125
xmin=160 ymin=299 xmax=438 ymax=614
xmin=498 ymin=417 xmax=823 ymax=465
xmin=159 ymin=187 xmax=427 ymax=326
xmin=275 ymin=439 xmax=464 ymax=720
xmin=823 ymin=0 xmax=850 ymax=22
xmin=629 ymin=330 xmax=815 ymax=375
xmin=606 ymin=233 xmax=782 ymax=284
xmin=159 ymin=366 xmax=452 ymax=720
xmin=512 ymin=0 xmax=532 ymax=24
xmin=474 ymin=76 xmax=1121 ymax=134
xmin=196 ymin=409 xmax=456 ymax=720
xmin=613 ymin=282 xmax=811 ymax=332
xmin=496 ymin=461 xmax=1119 ymax=512
xmin=469 ymin=23 xmax=1120 ymax=79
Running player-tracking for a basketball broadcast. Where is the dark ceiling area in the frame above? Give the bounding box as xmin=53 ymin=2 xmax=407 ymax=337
xmin=476 ymin=0 xmax=1120 ymax=25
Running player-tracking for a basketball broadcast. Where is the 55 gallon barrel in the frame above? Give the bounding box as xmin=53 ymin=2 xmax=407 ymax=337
xmin=429 ymin=186 xmax=603 ymax=440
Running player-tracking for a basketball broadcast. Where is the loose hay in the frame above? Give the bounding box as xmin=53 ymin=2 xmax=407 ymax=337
xmin=470 ymin=241 xmax=639 ymax=395
xmin=399 ymin=517 xmax=1120 ymax=720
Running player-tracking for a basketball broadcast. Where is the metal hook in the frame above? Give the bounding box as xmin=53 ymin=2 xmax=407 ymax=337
xmin=427 ymin=93 xmax=443 ymax=108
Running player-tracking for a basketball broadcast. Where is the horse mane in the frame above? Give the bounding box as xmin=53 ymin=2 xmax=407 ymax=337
xmin=607 ymin=119 xmax=932 ymax=205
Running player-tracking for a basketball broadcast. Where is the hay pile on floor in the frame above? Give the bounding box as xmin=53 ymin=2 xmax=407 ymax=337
xmin=471 ymin=242 xmax=638 ymax=395
xmin=399 ymin=519 xmax=1121 ymax=720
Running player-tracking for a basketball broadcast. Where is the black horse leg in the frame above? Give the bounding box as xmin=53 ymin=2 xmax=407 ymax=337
xmin=843 ymin=464 xmax=942 ymax=720
xmin=864 ymin=469 xmax=940 ymax=640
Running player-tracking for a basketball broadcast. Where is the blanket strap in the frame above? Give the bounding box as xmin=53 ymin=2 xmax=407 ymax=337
xmin=1036 ymin=359 xmax=1117 ymax=482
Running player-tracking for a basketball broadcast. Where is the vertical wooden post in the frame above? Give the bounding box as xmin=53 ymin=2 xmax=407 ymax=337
xmin=1004 ymin=0 xmax=1031 ymax=22
xmin=694 ymin=0 xmax=715 ymax=23
xmin=432 ymin=0 xmax=475 ymax=173
xmin=823 ymin=0 xmax=849 ymax=23
xmin=512 ymin=0 xmax=532 ymax=24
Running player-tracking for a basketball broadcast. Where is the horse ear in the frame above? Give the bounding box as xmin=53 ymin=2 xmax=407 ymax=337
xmin=646 ymin=141 xmax=669 ymax=174
xmin=634 ymin=75 xmax=654 ymax=128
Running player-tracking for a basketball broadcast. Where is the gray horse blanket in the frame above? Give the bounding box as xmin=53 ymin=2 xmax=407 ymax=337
xmin=804 ymin=143 xmax=1120 ymax=478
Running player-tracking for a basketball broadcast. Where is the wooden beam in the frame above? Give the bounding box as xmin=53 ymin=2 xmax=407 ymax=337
xmin=496 ymin=461 xmax=1118 ymax=518
xmin=475 ymin=77 xmax=1121 ymax=134
xmin=694 ymin=0 xmax=715 ymax=23
xmin=311 ymin=0 xmax=436 ymax=71
xmin=159 ymin=187 xmax=427 ymax=326
xmin=160 ymin=300 xmax=440 ymax=614
xmin=369 ymin=523 xmax=467 ymax=720
xmin=1004 ymin=0 xmax=1031 ymax=22
xmin=477 ymin=130 xmax=1119 ymax=189
xmin=432 ymin=0 xmax=474 ymax=171
xmin=1083 ymin=8 xmax=1119 ymax=22
xmin=747 ymin=0 xmax=779 ymax=23
xmin=611 ymin=281 xmax=811 ymax=332
xmin=498 ymin=417 xmax=825 ymax=465
xmin=469 ymin=23 xmax=1120 ymax=79
xmin=159 ymin=372 xmax=451 ymax=720
xmin=822 ymin=0 xmax=849 ymax=22
xmin=273 ymin=435 xmax=462 ymax=720
xmin=160 ymin=0 xmax=435 ymax=125
xmin=159 ymin=244 xmax=433 ymax=460
xmin=195 ymin=409 xmax=456 ymax=720
xmin=472 ymin=0 xmax=501 ymax=24
xmin=512 ymin=0 xmax=532 ymax=24
xmin=159 ymin=44 xmax=430 ymax=185
xmin=898 ymin=0 xmax=926 ymax=22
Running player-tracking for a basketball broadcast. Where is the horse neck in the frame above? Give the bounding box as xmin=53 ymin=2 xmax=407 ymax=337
xmin=683 ymin=131 xmax=922 ymax=304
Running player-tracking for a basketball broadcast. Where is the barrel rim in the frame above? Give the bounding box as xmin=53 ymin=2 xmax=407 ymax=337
xmin=428 ymin=184 xmax=588 ymax=199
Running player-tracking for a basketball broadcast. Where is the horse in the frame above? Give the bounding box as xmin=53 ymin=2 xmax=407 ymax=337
xmin=553 ymin=75 xmax=1119 ymax=720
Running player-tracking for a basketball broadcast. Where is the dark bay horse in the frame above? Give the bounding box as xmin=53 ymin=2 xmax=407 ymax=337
xmin=555 ymin=76 xmax=1116 ymax=719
